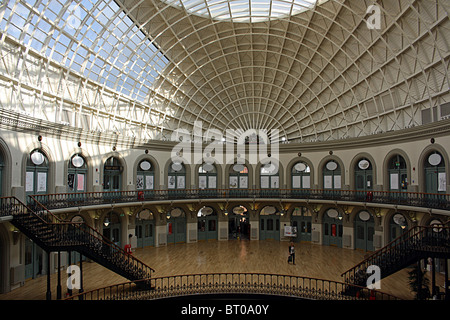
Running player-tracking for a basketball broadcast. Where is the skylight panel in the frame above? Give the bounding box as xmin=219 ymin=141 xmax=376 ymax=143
xmin=1 ymin=0 xmax=170 ymax=104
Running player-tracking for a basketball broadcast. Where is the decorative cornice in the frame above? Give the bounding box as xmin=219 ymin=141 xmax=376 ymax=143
xmin=1 ymin=108 xmax=449 ymax=153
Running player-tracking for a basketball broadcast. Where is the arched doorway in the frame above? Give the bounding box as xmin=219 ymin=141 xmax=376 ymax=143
xmin=354 ymin=210 xmax=375 ymax=252
xmin=26 ymin=149 xmax=49 ymax=197
xmin=424 ymin=151 xmax=446 ymax=194
xmin=68 ymin=154 xmax=87 ymax=193
xmin=167 ymin=208 xmax=186 ymax=244
xmin=354 ymin=158 xmax=373 ymax=193
xmin=103 ymin=211 xmax=121 ymax=247
xmin=103 ymin=157 xmax=122 ymax=192
xmin=323 ymin=160 xmax=341 ymax=193
xmin=168 ymin=161 xmax=186 ymax=198
xmin=136 ymin=159 xmax=155 ymax=194
xmin=291 ymin=207 xmax=311 ymax=242
xmin=197 ymin=206 xmax=218 ymax=241
xmin=291 ymin=162 xmax=311 ymax=196
xmin=198 ymin=163 xmax=218 ymax=197
xmin=229 ymin=163 xmax=249 ymax=197
xmin=389 ymin=213 xmax=408 ymax=242
xmin=135 ymin=209 xmax=154 ymax=248
xmin=388 ymin=154 xmax=408 ymax=193
xmin=323 ymin=208 xmax=343 ymax=247
xmin=259 ymin=206 xmax=280 ymax=241
xmin=228 ymin=205 xmax=250 ymax=240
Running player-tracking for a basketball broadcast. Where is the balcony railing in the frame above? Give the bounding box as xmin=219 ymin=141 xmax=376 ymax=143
xmin=30 ymin=188 xmax=450 ymax=211
xmin=65 ymin=272 xmax=401 ymax=301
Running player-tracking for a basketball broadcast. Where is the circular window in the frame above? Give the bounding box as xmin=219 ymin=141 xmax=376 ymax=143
xmin=326 ymin=161 xmax=338 ymax=171
xmin=358 ymin=159 xmax=370 ymax=170
xmin=31 ymin=151 xmax=45 ymax=165
xmin=171 ymin=162 xmax=183 ymax=171
xmin=71 ymin=155 xmax=85 ymax=168
xmin=140 ymin=160 xmax=152 ymax=171
xmin=327 ymin=208 xmax=339 ymax=218
xmin=294 ymin=162 xmax=307 ymax=171
xmin=428 ymin=153 xmax=442 ymax=166
xmin=359 ymin=211 xmax=371 ymax=221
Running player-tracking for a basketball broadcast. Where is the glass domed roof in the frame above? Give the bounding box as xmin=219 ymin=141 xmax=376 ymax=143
xmin=164 ymin=0 xmax=327 ymax=23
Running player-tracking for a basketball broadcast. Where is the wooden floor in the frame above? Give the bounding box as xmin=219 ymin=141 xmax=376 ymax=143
xmin=0 ymin=240 xmax=445 ymax=300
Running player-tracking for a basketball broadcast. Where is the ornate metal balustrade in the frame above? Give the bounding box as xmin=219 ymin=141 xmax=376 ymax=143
xmin=31 ymin=188 xmax=450 ymax=212
xmin=65 ymin=272 xmax=400 ymax=301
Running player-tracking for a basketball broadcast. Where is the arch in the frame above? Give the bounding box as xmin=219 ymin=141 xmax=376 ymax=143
xmin=286 ymin=156 xmax=315 ymax=189
xmin=164 ymin=159 xmax=191 ymax=190
xmin=225 ymin=158 xmax=254 ymax=191
xmin=101 ymin=152 xmax=127 ymax=192
xmin=349 ymin=152 xmax=377 ymax=191
xmin=0 ymin=137 xmax=12 ymax=197
xmin=64 ymin=148 xmax=94 ymax=193
xmin=418 ymin=144 xmax=449 ymax=194
xmin=133 ymin=153 xmax=161 ymax=191
xmin=384 ymin=211 xmax=411 ymax=242
xmin=383 ymin=149 xmax=412 ymax=192
xmin=354 ymin=209 xmax=375 ymax=252
xmin=318 ymin=155 xmax=345 ymax=190
xmin=255 ymin=160 xmax=284 ymax=189
xmin=195 ymin=162 xmax=221 ymax=189
xmin=23 ymin=146 xmax=52 ymax=196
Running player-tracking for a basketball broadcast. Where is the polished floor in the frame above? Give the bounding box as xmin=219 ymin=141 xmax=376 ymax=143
xmin=0 ymin=240 xmax=446 ymax=300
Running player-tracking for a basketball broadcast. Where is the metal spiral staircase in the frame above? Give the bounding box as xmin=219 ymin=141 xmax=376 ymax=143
xmin=341 ymin=225 xmax=450 ymax=297
xmin=0 ymin=196 xmax=155 ymax=294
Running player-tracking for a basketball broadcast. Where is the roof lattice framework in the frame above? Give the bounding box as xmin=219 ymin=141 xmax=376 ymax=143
xmin=0 ymin=0 xmax=449 ymax=143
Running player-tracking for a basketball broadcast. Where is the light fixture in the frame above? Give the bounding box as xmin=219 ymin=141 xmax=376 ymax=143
xmin=103 ymin=217 xmax=110 ymax=227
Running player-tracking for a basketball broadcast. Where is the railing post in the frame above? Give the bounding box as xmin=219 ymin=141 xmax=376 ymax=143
xmin=46 ymin=251 xmax=51 ymax=300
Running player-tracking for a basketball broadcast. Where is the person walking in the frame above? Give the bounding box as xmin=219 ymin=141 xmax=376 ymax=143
xmin=288 ymin=241 xmax=296 ymax=265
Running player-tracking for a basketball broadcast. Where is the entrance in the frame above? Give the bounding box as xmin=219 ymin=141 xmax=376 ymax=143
xmin=197 ymin=206 xmax=218 ymax=241
xmin=103 ymin=212 xmax=121 ymax=247
xmin=354 ymin=211 xmax=375 ymax=251
xmin=259 ymin=206 xmax=280 ymax=241
xmin=135 ymin=211 xmax=154 ymax=248
xmin=228 ymin=205 xmax=250 ymax=240
xmin=167 ymin=208 xmax=186 ymax=244
xmin=390 ymin=213 xmax=408 ymax=242
xmin=323 ymin=208 xmax=343 ymax=247
xmin=25 ymin=238 xmax=44 ymax=279
xmin=291 ymin=207 xmax=311 ymax=242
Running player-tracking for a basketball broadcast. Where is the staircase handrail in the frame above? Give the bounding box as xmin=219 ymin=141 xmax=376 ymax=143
xmin=28 ymin=195 xmax=156 ymax=276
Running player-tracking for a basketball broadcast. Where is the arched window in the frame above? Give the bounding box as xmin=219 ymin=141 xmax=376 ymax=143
xmin=168 ymin=161 xmax=186 ymax=189
xmin=68 ymin=154 xmax=87 ymax=192
xmin=323 ymin=160 xmax=341 ymax=190
xmin=424 ymin=151 xmax=446 ymax=193
xmin=229 ymin=163 xmax=248 ymax=189
xmin=354 ymin=158 xmax=373 ymax=191
xmin=388 ymin=155 xmax=408 ymax=192
xmin=103 ymin=157 xmax=122 ymax=191
xmin=26 ymin=149 xmax=49 ymax=195
xmin=260 ymin=162 xmax=279 ymax=189
xmin=291 ymin=162 xmax=310 ymax=189
xmin=0 ymin=151 xmax=4 ymax=196
xmin=137 ymin=159 xmax=155 ymax=190
xmin=198 ymin=163 xmax=217 ymax=189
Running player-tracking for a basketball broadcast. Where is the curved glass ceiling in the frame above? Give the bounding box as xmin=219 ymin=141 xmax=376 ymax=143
xmin=166 ymin=0 xmax=325 ymax=22
xmin=0 ymin=0 xmax=169 ymax=102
